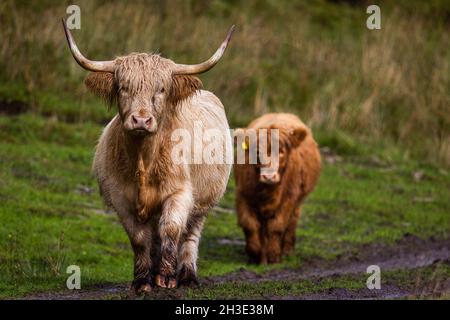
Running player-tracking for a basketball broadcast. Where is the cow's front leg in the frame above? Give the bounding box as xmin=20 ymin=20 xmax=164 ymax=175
xmin=265 ymin=200 xmax=296 ymax=264
xmin=119 ymin=215 xmax=152 ymax=294
xmin=156 ymin=187 xmax=193 ymax=288
xmin=282 ymin=207 xmax=301 ymax=256
xmin=178 ymin=213 xmax=206 ymax=287
xmin=237 ymin=198 xmax=262 ymax=263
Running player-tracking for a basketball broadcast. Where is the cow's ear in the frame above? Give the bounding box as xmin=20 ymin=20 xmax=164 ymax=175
xmin=84 ymin=72 xmax=117 ymax=107
xmin=169 ymin=75 xmax=202 ymax=105
xmin=289 ymin=126 xmax=307 ymax=147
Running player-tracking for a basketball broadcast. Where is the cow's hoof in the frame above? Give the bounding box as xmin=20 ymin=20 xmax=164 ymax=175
xmin=155 ymin=274 xmax=177 ymax=288
xmin=247 ymin=255 xmax=262 ymax=264
xmin=267 ymin=255 xmax=281 ymax=264
xmin=131 ymin=279 xmax=152 ymax=295
xmin=178 ymin=265 xmax=199 ymax=287
xmin=282 ymin=247 xmax=294 ymax=256
xmin=246 ymin=250 xmax=262 ymax=264
xmin=136 ymin=283 xmax=152 ymax=295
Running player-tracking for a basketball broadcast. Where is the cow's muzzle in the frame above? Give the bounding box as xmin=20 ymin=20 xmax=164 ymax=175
xmin=259 ymin=170 xmax=280 ymax=185
xmin=127 ymin=114 xmax=157 ymax=134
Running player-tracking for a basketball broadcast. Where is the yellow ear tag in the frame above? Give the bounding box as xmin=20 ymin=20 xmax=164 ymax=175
xmin=241 ymin=141 xmax=249 ymax=150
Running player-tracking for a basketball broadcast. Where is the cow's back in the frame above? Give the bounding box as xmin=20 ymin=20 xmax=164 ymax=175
xmin=177 ymin=90 xmax=232 ymax=210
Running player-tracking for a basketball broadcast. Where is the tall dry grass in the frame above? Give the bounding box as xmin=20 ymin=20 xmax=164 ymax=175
xmin=0 ymin=0 xmax=449 ymax=166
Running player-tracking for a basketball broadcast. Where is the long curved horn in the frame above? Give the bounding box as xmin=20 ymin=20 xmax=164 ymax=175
xmin=62 ymin=19 xmax=115 ymax=73
xmin=173 ymin=25 xmax=235 ymax=75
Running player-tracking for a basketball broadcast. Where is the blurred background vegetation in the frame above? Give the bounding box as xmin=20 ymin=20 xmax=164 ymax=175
xmin=0 ymin=0 xmax=449 ymax=298
xmin=0 ymin=0 xmax=449 ymax=166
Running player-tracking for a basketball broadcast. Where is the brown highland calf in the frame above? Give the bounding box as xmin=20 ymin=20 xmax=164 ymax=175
xmin=62 ymin=21 xmax=234 ymax=293
xmin=234 ymin=113 xmax=321 ymax=264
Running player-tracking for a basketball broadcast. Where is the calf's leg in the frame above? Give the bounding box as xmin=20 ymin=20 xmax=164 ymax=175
xmin=265 ymin=200 xmax=296 ymax=264
xmin=237 ymin=199 xmax=262 ymax=263
xmin=282 ymin=207 xmax=301 ymax=256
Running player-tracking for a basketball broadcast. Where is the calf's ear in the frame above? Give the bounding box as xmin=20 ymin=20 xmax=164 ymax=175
xmin=289 ymin=127 xmax=308 ymax=147
xmin=84 ymin=72 xmax=117 ymax=107
xmin=169 ymin=75 xmax=203 ymax=105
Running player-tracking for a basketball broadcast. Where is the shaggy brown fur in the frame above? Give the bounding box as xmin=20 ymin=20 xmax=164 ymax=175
xmin=234 ymin=113 xmax=321 ymax=264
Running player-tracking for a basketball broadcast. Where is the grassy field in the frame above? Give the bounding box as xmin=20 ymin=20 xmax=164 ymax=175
xmin=0 ymin=0 xmax=449 ymax=299
xmin=0 ymin=112 xmax=449 ymax=298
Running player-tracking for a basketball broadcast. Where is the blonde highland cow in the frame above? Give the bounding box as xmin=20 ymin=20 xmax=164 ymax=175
xmin=62 ymin=20 xmax=234 ymax=294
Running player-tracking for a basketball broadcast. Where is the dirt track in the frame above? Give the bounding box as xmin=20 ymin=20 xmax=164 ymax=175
xmin=22 ymin=235 xmax=450 ymax=300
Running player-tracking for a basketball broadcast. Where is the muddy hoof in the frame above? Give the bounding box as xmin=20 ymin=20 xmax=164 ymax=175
xmin=282 ymin=247 xmax=294 ymax=256
xmin=178 ymin=265 xmax=199 ymax=287
xmin=267 ymin=255 xmax=281 ymax=264
xmin=248 ymin=256 xmax=262 ymax=264
xmin=155 ymin=274 xmax=177 ymax=288
xmin=131 ymin=279 xmax=152 ymax=295
xmin=246 ymin=251 xmax=262 ymax=264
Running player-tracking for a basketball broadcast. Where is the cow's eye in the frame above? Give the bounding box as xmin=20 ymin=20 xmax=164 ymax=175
xmin=160 ymin=87 xmax=165 ymax=93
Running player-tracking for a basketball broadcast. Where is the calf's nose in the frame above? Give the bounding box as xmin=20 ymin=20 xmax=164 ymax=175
xmin=260 ymin=171 xmax=280 ymax=184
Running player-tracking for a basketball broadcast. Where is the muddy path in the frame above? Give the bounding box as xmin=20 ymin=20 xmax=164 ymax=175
xmin=23 ymin=235 xmax=450 ymax=300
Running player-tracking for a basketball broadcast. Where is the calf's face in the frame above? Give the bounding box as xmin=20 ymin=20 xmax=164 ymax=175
xmin=236 ymin=126 xmax=307 ymax=185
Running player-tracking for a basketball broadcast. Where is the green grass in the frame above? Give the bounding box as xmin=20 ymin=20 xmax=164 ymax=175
xmin=186 ymin=276 xmax=366 ymax=299
xmin=185 ymin=262 xmax=450 ymax=299
xmin=0 ymin=113 xmax=448 ymax=298
xmin=0 ymin=0 xmax=449 ymax=299
xmin=0 ymin=121 xmax=132 ymax=297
